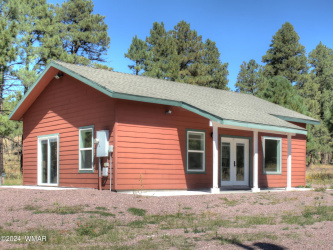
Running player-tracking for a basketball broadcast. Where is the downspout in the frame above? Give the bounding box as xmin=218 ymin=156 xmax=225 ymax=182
xmin=109 ymin=152 xmax=112 ymax=191
xmin=98 ymin=158 xmax=102 ymax=190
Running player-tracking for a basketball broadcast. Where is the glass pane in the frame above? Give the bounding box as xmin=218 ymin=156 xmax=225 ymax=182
xmin=81 ymin=150 xmax=93 ymax=169
xmin=188 ymin=152 xmax=203 ymax=170
xmin=50 ymin=140 xmax=58 ymax=184
xmin=80 ymin=129 xmax=92 ymax=148
xmin=41 ymin=140 xmax=48 ymax=184
xmin=265 ymin=139 xmax=279 ymax=172
xmin=221 ymin=143 xmax=230 ymax=181
xmin=236 ymin=144 xmax=245 ymax=181
xmin=188 ymin=133 xmax=204 ymax=150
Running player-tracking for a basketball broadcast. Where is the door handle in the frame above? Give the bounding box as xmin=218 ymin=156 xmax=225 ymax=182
xmin=234 ymin=161 xmax=236 ymax=167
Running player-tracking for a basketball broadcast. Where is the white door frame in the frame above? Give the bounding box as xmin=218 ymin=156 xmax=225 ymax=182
xmin=37 ymin=134 xmax=59 ymax=186
xmin=221 ymin=136 xmax=249 ymax=186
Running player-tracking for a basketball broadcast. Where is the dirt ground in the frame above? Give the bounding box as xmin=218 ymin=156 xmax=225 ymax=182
xmin=0 ymin=187 xmax=332 ymax=249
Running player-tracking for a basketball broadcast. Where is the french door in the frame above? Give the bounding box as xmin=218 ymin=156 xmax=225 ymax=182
xmin=38 ymin=134 xmax=59 ymax=186
xmin=221 ymin=137 xmax=249 ymax=186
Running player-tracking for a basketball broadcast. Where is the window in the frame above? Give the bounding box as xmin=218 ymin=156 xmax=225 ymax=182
xmin=79 ymin=126 xmax=94 ymax=172
xmin=186 ymin=130 xmax=205 ymax=173
xmin=263 ymin=137 xmax=282 ymax=174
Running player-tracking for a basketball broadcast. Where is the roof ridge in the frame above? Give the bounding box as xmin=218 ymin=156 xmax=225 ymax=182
xmin=53 ymin=60 xmax=233 ymax=94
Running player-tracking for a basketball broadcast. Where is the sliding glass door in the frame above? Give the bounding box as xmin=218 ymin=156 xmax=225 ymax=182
xmin=38 ymin=134 xmax=59 ymax=186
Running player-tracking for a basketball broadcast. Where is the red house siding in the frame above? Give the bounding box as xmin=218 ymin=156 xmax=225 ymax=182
xmin=21 ymin=74 xmax=307 ymax=190
xmin=115 ymin=99 xmax=213 ymax=190
xmin=258 ymin=133 xmax=306 ymax=188
xmin=22 ymin=74 xmax=116 ymax=189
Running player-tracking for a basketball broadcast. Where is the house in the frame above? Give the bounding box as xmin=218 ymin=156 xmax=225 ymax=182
xmin=9 ymin=61 xmax=320 ymax=192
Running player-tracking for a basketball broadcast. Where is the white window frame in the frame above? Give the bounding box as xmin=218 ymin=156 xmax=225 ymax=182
xmin=186 ymin=130 xmax=206 ymax=173
xmin=37 ymin=134 xmax=59 ymax=186
xmin=79 ymin=126 xmax=94 ymax=172
xmin=263 ymin=136 xmax=282 ymax=175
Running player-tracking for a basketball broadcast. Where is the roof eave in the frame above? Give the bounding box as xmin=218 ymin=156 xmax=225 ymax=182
xmin=9 ymin=63 xmax=55 ymax=120
xmin=272 ymin=114 xmax=320 ymax=125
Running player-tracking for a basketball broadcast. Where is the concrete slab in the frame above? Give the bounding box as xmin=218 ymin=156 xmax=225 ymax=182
xmin=120 ymin=187 xmax=314 ymax=197
xmin=0 ymin=185 xmax=79 ymax=191
xmin=0 ymin=186 xmax=320 ymax=195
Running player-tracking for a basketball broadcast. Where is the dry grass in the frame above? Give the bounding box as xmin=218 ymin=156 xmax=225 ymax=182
xmin=306 ymin=164 xmax=333 ymax=188
xmin=0 ymin=189 xmax=332 ymax=249
xmin=3 ymin=138 xmax=22 ymax=186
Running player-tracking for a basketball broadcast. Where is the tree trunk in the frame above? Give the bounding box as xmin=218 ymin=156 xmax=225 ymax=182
xmin=307 ymin=154 xmax=313 ymax=168
xmin=0 ymin=66 xmax=4 ymax=175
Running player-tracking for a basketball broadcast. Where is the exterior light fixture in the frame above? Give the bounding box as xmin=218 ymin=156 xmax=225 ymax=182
xmin=54 ymin=73 xmax=64 ymax=79
xmin=165 ymin=110 xmax=172 ymax=114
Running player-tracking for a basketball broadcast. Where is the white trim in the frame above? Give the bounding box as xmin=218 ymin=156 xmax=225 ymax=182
xmin=212 ymin=124 xmax=219 ymax=191
xmin=286 ymin=134 xmax=292 ymax=190
xmin=37 ymin=134 xmax=59 ymax=186
xmin=263 ymin=136 xmax=282 ymax=175
xmin=211 ymin=122 xmax=298 ymax=136
xmin=221 ymin=137 xmax=249 ymax=186
xmin=186 ymin=130 xmax=206 ymax=173
xmin=79 ymin=127 xmax=94 ymax=171
xmin=252 ymin=130 xmax=260 ymax=192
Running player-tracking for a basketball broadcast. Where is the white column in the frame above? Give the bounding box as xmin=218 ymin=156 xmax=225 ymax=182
xmin=252 ymin=130 xmax=260 ymax=192
xmin=211 ymin=123 xmax=220 ymax=193
xmin=286 ymin=134 xmax=292 ymax=191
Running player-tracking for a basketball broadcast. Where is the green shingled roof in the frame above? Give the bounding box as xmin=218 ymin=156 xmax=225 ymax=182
xmin=10 ymin=61 xmax=320 ymax=135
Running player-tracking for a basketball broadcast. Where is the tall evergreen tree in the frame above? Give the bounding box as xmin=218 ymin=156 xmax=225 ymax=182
xmin=235 ymin=59 xmax=267 ymax=95
xmin=201 ymin=39 xmax=229 ymax=89
xmin=308 ymin=42 xmax=333 ymax=122
xmin=307 ymin=123 xmax=332 ymax=166
xmin=262 ymin=22 xmax=308 ymax=84
xmin=259 ymin=76 xmax=307 ymax=114
xmin=171 ymin=20 xmax=204 ymax=83
xmin=14 ymin=0 xmax=111 ymax=92
xmin=125 ymin=21 xmax=229 ymax=89
xmin=0 ymin=0 xmax=19 ymax=174
xmin=13 ymin=0 xmax=52 ymax=92
xmin=144 ymin=21 xmax=179 ymax=81
xmin=124 ymin=35 xmax=148 ymax=75
xmin=307 ymin=42 xmax=333 ymax=164
xmin=53 ymin=0 xmax=110 ymax=65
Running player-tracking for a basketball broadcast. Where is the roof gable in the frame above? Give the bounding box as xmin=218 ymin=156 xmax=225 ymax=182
xmin=10 ymin=61 xmax=320 ymax=135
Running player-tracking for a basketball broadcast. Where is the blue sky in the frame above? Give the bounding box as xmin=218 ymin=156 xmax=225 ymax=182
xmin=49 ymin=0 xmax=333 ymax=90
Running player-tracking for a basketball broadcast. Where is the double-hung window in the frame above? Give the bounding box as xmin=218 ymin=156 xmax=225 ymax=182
xmin=263 ymin=137 xmax=282 ymax=174
xmin=186 ymin=130 xmax=206 ymax=173
xmin=79 ymin=126 xmax=94 ymax=172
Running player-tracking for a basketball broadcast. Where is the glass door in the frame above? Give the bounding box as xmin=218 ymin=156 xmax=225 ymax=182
xmin=221 ymin=137 xmax=249 ymax=186
xmin=38 ymin=135 xmax=59 ymax=186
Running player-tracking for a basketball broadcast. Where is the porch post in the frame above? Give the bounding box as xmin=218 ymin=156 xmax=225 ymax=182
xmin=286 ymin=134 xmax=292 ymax=190
xmin=252 ymin=130 xmax=260 ymax=192
xmin=211 ymin=122 xmax=220 ymax=193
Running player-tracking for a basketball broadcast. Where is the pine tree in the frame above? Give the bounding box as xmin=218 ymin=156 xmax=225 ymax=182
xmin=144 ymin=21 xmax=179 ymax=81
xmin=202 ymin=39 xmax=229 ymax=89
xmin=307 ymin=123 xmax=332 ymax=166
xmin=307 ymin=42 xmax=333 ymax=163
xmin=124 ymin=35 xmax=148 ymax=75
xmin=308 ymin=42 xmax=333 ymax=121
xmin=14 ymin=0 xmax=111 ymax=92
xmin=171 ymin=20 xmax=204 ymax=83
xmin=126 ymin=21 xmax=229 ymax=89
xmin=259 ymin=76 xmax=307 ymax=114
xmin=0 ymin=0 xmax=19 ymax=175
xmin=262 ymin=22 xmax=308 ymax=84
xmin=235 ymin=59 xmax=267 ymax=95
xmin=53 ymin=0 xmax=110 ymax=65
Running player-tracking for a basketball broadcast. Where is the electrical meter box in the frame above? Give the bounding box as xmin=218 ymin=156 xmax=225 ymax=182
xmin=96 ymin=130 xmax=109 ymax=157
